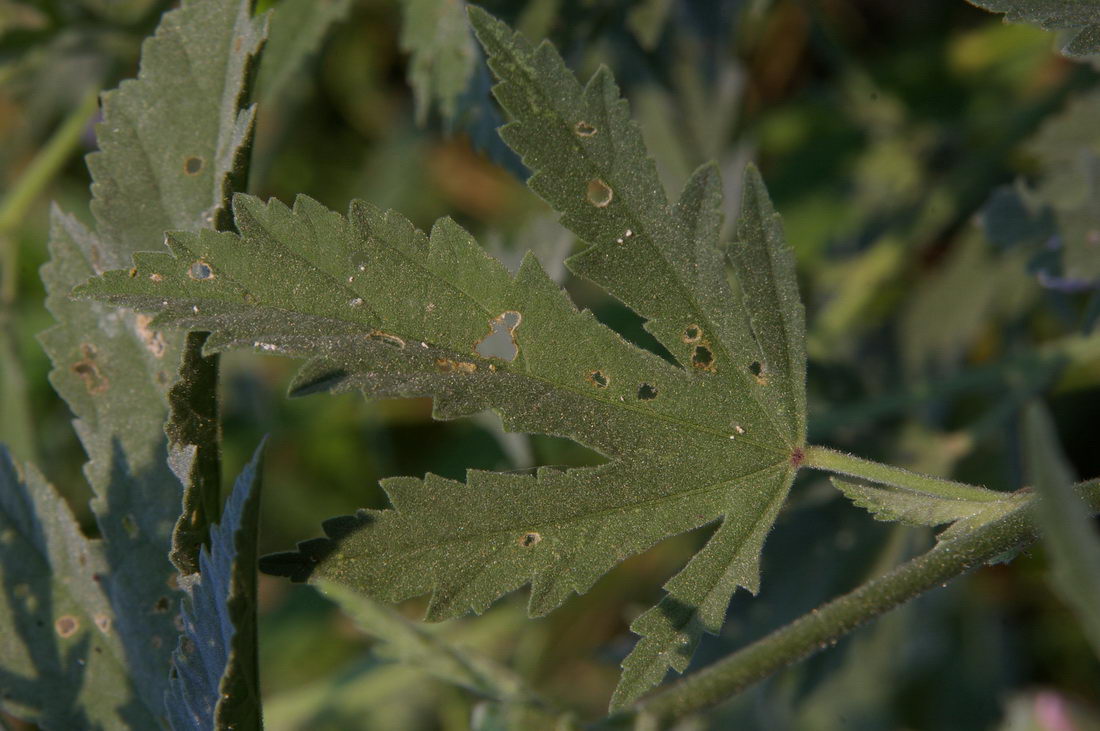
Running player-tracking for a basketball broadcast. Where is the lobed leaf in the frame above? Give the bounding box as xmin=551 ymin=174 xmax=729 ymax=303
xmin=967 ymin=0 xmax=1100 ymax=57
xmin=166 ymin=443 xmax=264 ymax=730
xmin=0 ymin=447 xmax=157 ymax=729
xmin=831 ymin=476 xmax=1030 ymax=540
xmin=81 ymin=10 xmax=808 ymax=706
xmin=2 ymin=0 xmax=269 ymax=724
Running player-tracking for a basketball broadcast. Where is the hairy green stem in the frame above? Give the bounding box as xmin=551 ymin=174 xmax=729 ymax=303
xmin=610 ymin=481 xmax=1100 ymax=726
xmin=802 ymin=445 xmax=1002 ymax=502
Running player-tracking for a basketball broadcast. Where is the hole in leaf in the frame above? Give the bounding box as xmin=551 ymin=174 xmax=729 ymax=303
xmin=134 ymin=314 xmax=167 ymax=358
xmin=586 ymin=178 xmax=613 ymax=208
xmin=749 ymin=360 xmax=768 ymax=385
xmin=475 ymin=311 xmax=521 ymax=361
xmin=183 ymin=156 xmax=203 ymax=175
xmin=153 ymin=597 xmax=170 ymax=613
xmin=637 ymin=383 xmax=658 ymax=400
xmin=349 ymin=297 xmax=364 ymax=308
xmin=682 ymin=325 xmax=701 ymax=343
xmin=692 ymin=345 xmax=714 ymax=370
xmin=55 ymin=616 xmax=79 ymax=638
xmin=574 ymin=121 xmax=597 ymax=137
xmin=188 ymin=260 xmax=214 ymax=280
xmin=349 ymin=251 xmax=370 ymax=272
xmin=587 ymin=370 xmax=609 ymax=388
xmin=519 ymin=532 xmax=542 ymax=547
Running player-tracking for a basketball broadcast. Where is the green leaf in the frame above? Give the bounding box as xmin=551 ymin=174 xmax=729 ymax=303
xmin=36 ymin=209 xmax=183 ymax=716
xmin=831 ymin=476 xmax=1029 ymax=536
xmin=400 ymin=0 xmax=478 ymax=125
xmin=1021 ymin=401 xmax=1100 ymax=657
xmin=79 ymin=11 xmax=807 ymax=706
xmin=254 ymin=0 xmax=353 ymax=105
xmin=11 ymin=0 xmax=269 ymax=721
xmin=0 ymin=447 xmax=159 ymax=729
xmin=166 ymin=442 xmax=264 ymax=731
xmin=317 ymin=579 xmax=534 ymax=704
xmin=87 ymin=0 xmax=267 ymax=256
xmin=967 ymin=0 xmax=1100 ymax=57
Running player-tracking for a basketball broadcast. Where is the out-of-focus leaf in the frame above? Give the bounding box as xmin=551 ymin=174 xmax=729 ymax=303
xmin=400 ymin=0 xmax=477 ymax=125
xmin=627 ymin=0 xmax=674 ymax=50
xmin=317 ymin=579 xmax=543 ymax=708
xmin=166 ymin=442 xmax=264 ymax=731
xmin=967 ymin=0 xmax=1100 ymax=57
xmin=1021 ymin=401 xmax=1100 ymax=658
xmin=254 ymin=0 xmax=352 ymax=105
xmin=0 ymin=447 xmax=159 ymax=728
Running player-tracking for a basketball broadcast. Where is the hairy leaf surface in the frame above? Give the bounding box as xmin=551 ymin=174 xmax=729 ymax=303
xmin=167 ymin=443 xmax=264 ymax=731
xmin=1 ymin=0 xmax=269 ymax=724
xmin=81 ymin=10 xmax=806 ymax=705
xmin=0 ymin=448 xmax=157 ymax=729
xmin=967 ymin=0 xmax=1100 ymax=56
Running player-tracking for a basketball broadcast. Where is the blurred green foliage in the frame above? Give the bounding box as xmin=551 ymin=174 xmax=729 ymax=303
xmin=2 ymin=0 xmax=1099 ymax=728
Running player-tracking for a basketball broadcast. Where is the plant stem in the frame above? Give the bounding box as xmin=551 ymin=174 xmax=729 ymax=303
xmin=802 ymin=444 xmax=1002 ymax=502
xmin=607 ymin=481 xmax=1100 ymax=727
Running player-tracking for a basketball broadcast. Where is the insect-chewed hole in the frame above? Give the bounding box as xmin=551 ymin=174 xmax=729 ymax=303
xmin=188 ymin=260 xmax=214 ymax=280
xmin=574 ymin=120 xmax=597 ymax=137
xmin=637 ymin=383 xmax=658 ymax=400
xmin=692 ymin=345 xmax=714 ymax=369
xmin=183 ymin=156 xmax=204 ymax=175
xmin=586 ymin=178 xmax=614 ymax=208
xmin=519 ymin=532 xmax=542 ymax=547
xmin=682 ymin=325 xmax=701 ymax=343
xmin=588 ymin=370 xmax=609 ymax=388
xmin=475 ymin=311 xmax=521 ymax=361
xmin=749 ymin=361 xmax=763 ymax=376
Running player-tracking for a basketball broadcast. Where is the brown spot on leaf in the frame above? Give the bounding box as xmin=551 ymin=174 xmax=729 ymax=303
xmin=519 ymin=532 xmax=542 ymax=547
xmin=368 ymin=330 xmax=406 ymax=349
xmin=153 ymin=596 xmax=170 ymax=613
xmin=55 ymin=615 xmax=79 ymax=638
xmin=435 ymin=358 xmax=477 ymax=373
xmin=134 ymin=314 xmax=167 ymax=358
xmin=682 ymin=325 xmax=702 ymax=343
xmin=71 ymin=359 xmax=108 ymax=394
xmin=94 ymin=613 xmax=111 ymax=634
xmin=574 ymin=121 xmax=597 ymax=137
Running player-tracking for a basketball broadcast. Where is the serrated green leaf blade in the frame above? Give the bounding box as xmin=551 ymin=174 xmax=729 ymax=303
xmin=469 ymin=8 xmax=797 ymax=450
xmin=166 ymin=442 xmax=264 ymax=731
xmin=0 ymin=447 xmax=159 ymax=729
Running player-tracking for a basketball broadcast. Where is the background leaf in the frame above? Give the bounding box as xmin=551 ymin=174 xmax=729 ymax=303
xmin=966 ymin=0 xmax=1100 ymax=57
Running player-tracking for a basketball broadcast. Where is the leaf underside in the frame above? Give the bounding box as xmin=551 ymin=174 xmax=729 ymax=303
xmin=0 ymin=0 xmax=267 ymax=726
xmin=967 ymin=0 xmax=1100 ymax=57
xmin=0 ymin=448 xmax=158 ymax=729
xmin=167 ymin=443 xmax=264 ymax=731
xmin=80 ymin=9 xmax=807 ymax=707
